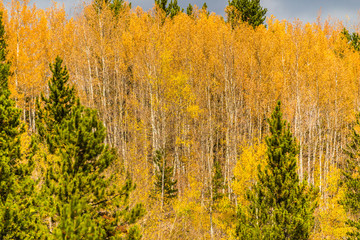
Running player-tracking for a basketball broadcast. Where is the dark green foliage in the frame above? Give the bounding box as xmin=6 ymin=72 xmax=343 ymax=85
xmin=235 ymin=101 xmax=317 ymax=239
xmin=93 ymin=0 xmax=128 ymax=15
xmin=168 ymin=0 xmax=182 ymax=18
xmin=342 ymin=28 xmax=360 ymax=52
xmin=0 ymin=11 xmax=40 ymax=239
xmin=153 ymin=150 xmax=178 ymax=201
xmin=186 ymin=4 xmax=193 ymax=16
xmin=342 ymin=112 xmax=360 ymax=239
xmin=155 ymin=0 xmax=183 ymax=18
xmin=36 ymin=56 xmax=75 ymax=153
xmin=226 ymin=0 xmax=267 ymax=28
xmin=201 ymin=3 xmax=209 ymax=16
xmin=37 ymin=57 xmax=144 ymax=239
xmin=202 ymin=2 xmax=208 ymax=10
xmin=109 ymin=0 xmax=127 ymax=15
xmin=212 ymin=159 xmax=224 ymax=202
xmin=155 ymin=0 xmax=168 ymax=12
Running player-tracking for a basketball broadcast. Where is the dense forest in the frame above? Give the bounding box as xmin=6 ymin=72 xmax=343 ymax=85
xmin=2 ymin=0 xmax=360 ymax=239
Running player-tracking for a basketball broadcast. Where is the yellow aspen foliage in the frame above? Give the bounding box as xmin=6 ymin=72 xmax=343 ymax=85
xmin=213 ymin=197 xmax=236 ymax=239
xmin=4 ymin=1 xmax=360 ymax=238
xmin=311 ymin=166 xmax=350 ymax=239
xmin=172 ymin=175 xmax=210 ymax=239
xmin=233 ymin=141 xmax=267 ymax=206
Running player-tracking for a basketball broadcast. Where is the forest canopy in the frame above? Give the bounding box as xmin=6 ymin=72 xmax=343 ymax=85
xmin=1 ymin=0 xmax=360 ymax=238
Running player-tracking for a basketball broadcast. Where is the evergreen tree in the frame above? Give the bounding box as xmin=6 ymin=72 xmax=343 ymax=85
xmin=0 ymin=11 xmax=40 ymax=239
xmin=152 ymin=150 xmax=177 ymax=206
xmin=168 ymin=0 xmax=182 ymax=19
xmin=342 ymin=112 xmax=360 ymax=239
xmin=226 ymin=0 xmax=267 ymax=28
xmin=93 ymin=0 xmax=128 ymax=15
xmin=37 ymin=57 xmax=144 ymax=239
xmin=109 ymin=0 xmax=126 ymax=15
xmin=186 ymin=4 xmax=193 ymax=16
xmin=212 ymin=159 xmax=224 ymax=202
xmin=202 ymin=2 xmax=208 ymax=10
xmin=235 ymin=101 xmax=317 ymax=239
xmin=155 ymin=0 xmax=183 ymax=18
xmin=202 ymin=2 xmax=209 ymax=16
xmin=155 ymin=0 xmax=168 ymax=13
xmin=36 ymin=56 xmax=76 ymax=153
xmin=342 ymin=28 xmax=360 ymax=52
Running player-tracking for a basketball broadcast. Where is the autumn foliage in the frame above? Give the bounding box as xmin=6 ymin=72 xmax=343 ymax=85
xmin=1 ymin=0 xmax=360 ymax=238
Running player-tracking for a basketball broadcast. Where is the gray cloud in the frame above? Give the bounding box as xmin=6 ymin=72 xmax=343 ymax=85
xmin=4 ymin=0 xmax=360 ymax=27
xmin=4 ymin=0 xmax=82 ymax=16
xmin=130 ymin=0 xmax=225 ymax=14
xmin=262 ymin=0 xmax=359 ymax=26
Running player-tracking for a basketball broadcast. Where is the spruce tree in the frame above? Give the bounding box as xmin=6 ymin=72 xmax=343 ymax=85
xmin=155 ymin=0 xmax=168 ymax=13
xmin=235 ymin=101 xmax=317 ymax=239
xmin=186 ymin=4 xmax=193 ymax=16
xmin=155 ymin=0 xmax=183 ymax=18
xmin=37 ymin=57 xmax=144 ymax=239
xmin=202 ymin=2 xmax=208 ymax=10
xmin=36 ymin=56 xmax=76 ymax=154
xmin=226 ymin=0 xmax=267 ymax=28
xmin=342 ymin=28 xmax=360 ymax=52
xmin=202 ymin=2 xmax=210 ymax=16
xmin=168 ymin=0 xmax=182 ymax=18
xmin=93 ymin=0 xmax=128 ymax=15
xmin=152 ymin=150 xmax=177 ymax=206
xmin=0 ymin=11 xmax=40 ymax=239
xmin=342 ymin=112 xmax=360 ymax=239
xmin=212 ymin=159 xmax=224 ymax=202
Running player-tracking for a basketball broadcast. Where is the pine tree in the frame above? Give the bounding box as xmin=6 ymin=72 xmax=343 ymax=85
xmin=212 ymin=159 xmax=224 ymax=202
xmin=202 ymin=2 xmax=209 ymax=16
xmin=37 ymin=57 xmax=144 ymax=239
xmin=155 ymin=0 xmax=182 ymax=18
xmin=36 ymin=56 xmax=76 ymax=154
xmin=93 ymin=0 xmax=128 ymax=15
xmin=168 ymin=0 xmax=182 ymax=19
xmin=342 ymin=28 xmax=360 ymax=52
xmin=109 ymin=0 xmax=126 ymax=15
xmin=0 ymin=11 xmax=40 ymax=239
xmin=155 ymin=0 xmax=168 ymax=13
xmin=152 ymin=150 xmax=177 ymax=207
xmin=235 ymin=101 xmax=317 ymax=239
xmin=342 ymin=112 xmax=360 ymax=239
xmin=226 ymin=0 xmax=267 ymax=28
xmin=186 ymin=4 xmax=193 ymax=16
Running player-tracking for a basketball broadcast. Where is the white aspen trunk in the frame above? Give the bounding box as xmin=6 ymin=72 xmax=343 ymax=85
xmin=318 ymin=126 xmax=323 ymax=197
xmin=207 ymin=86 xmax=214 ymax=240
xmin=161 ymin=151 xmax=165 ymax=210
xmin=307 ymin=122 xmax=312 ymax=185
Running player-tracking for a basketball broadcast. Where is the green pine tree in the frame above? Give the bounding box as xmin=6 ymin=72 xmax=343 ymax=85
xmin=0 ymin=11 xmax=40 ymax=239
xmin=212 ymin=159 xmax=224 ymax=202
xmin=155 ymin=0 xmax=183 ymax=18
xmin=202 ymin=2 xmax=210 ymax=16
xmin=226 ymin=0 xmax=267 ymax=28
xmin=235 ymin=101 xmax=317 ymax=239
xmin=342 ymin=112 xmax=360 ymax=239
xmin=36 ymin=56 xmax=76 ymax=154
xmin=168 ymin=0 xmax=182 ymax=18
xmin=155 ymin=0 xmax=168 ymax=13
xmin=109 ymin=0 xmax=125 ymax=15
xmin=93 ymin=0 xmax=128 ymax=15
xmin=37 ymin=57 xmax=144 ymax=239
xmin=152 ymin=150 xmax=178 ymax=206
xmin=342 ymin=28 xmax=360 ymax=52
xmin=186 ymin=4 xmax=193 ymax=16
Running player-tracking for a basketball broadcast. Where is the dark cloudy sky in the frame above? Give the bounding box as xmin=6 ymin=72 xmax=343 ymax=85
xmin=6 ymin=0 xmax=360 ymax=27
